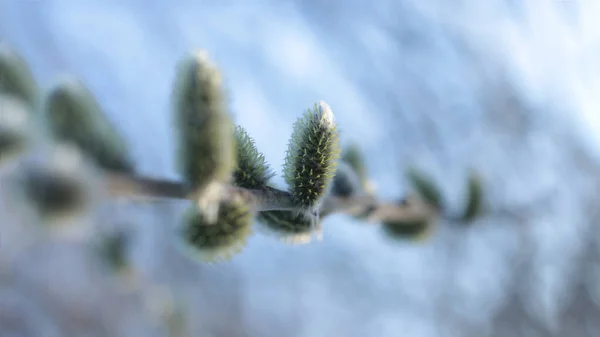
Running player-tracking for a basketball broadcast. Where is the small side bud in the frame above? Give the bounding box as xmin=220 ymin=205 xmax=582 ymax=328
xmin=0 ymin=95 xmax=31 ymax=165
xmin=97 ymin=229 xmax=130 ymax=275
xmin=179 ymin=193 xmax=253 ymax=263
xmin=330 ymin=161 xmax=363 ymax=198
xmin=172 ymin=51 xmax=236 ymax=197
xmin=13 ymin=144 xmax=97 ymax=224
xmin=0 ymin=44 xmax=39 ymax=108
xmin=283 ymin=101 xmax=341 ymax=212
xmin=233 ymin=125 xmax=274 ymax=189
xmin=460 ymin=171 xmax=483 ymax=222
xmin=257 ymin=210 xmax=321 ymax=245
xmin=44 ymin=78 xmax=134 ymax=173
xmin=382 ymin=218 xmax=433 ymax=242
xmin=341 ymin=144 xmax=371 ymax=192
xmin=406 ymin=167 xmax=444 ymax=211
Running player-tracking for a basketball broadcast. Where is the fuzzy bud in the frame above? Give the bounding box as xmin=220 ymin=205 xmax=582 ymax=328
xmin=233 ymin=125 xmax=274 ymax=189
xmin=0 ymin=44 xmax=39 ymax=109
xmin=460 ymin=171 xmax=483 ymax=222
xmin=179 ymin=193 xmax=253 ymax=263
xmin=382 ymin=218 xmax=433 ymax=242
xmin=12 ymin=144 xmax=98 ymax=224
xmin=44 ymin=78 xmax=134 ymax=173
xmin=283 ymin=100 xmax=340 ymax=212
xmin=341 ymin=144 xmax=369 ymax=191
xmin=172 ymin=51 xmax=236 ymax=197
xmin=257 ymin=210 xmax=321 ymax=245
xmin=0 ymin=95 xmax=31 ymax=165
xmin=406 ymin=167 xmax=444 ymax=211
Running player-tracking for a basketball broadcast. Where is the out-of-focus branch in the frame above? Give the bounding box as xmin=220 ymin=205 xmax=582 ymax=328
xmin=103 ymin=172 xmax=437 ymax=224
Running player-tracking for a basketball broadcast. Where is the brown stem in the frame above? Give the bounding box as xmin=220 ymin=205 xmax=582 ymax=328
xmin=103 ymin=172 xmax=436 ymax=223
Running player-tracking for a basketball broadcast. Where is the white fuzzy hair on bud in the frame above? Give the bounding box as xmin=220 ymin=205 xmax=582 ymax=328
xmin=317 ymin=100 xmax=335 ymax=127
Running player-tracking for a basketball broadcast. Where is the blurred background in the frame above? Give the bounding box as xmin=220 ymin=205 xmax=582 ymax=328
xmin=2 ymin=0 xmax=600 ymax=336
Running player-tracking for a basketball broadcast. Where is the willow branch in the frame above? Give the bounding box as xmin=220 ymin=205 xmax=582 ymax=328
xmin=103 ymin=172 xmax=437 ymax=223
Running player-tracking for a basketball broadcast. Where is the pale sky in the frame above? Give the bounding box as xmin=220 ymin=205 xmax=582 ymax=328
xmin=1 ymin=1 xmax=600 ymax=336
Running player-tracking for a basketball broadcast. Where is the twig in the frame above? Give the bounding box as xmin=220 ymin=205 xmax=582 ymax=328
xmin=103 ymin=172 xmax=437 ymax=224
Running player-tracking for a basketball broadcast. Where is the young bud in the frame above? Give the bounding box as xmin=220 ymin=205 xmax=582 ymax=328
xmin=172 ymin=51 xmax=236 ymax=196
xmin=179 ymin=193 xmax=253 ymax=263
xmin=257 ymin=210 xmax=321 ymax=245
xmin=406 ymin=167 xmax=444 ymax=211
xmin=283 ymin=101 xmax=340 ymax=213
xmin=44 ymin=78 xmax=134 ymax=173
xmin=330 ymin=161 xmax=363 ymax=198
xmin=341 ymin=144 xmax=369 ymax=191
xmin=382 ymin=218 xmax=433 ymax=242
xmin=233 ymin=125 xmax=274 ymax=189
xmin=460 ymin=171 xmax=483 ymax=222
xmin=0 ymin=95 xmax=31 ymax=165
xmin=97 ymin=229 xmax=130 ymax=275
xmin=12 ymin=144 xmax=98 ymax=224
xmin=0 ymin=44 xmax=39 ymax=108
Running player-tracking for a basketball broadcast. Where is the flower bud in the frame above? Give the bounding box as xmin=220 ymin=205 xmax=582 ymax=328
xmin=179 ymin=193 xmax=253 ymax=263
xmin=283 ymin=101 xmax=340 ymax=213
xmin=44 ymin=78 xmax=134 ymax=173
xmin=172 ymin=51 xmax=236 ymax=196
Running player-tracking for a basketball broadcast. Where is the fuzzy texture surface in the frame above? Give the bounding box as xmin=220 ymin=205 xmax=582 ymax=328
xmin=0 ymin=44 xmax=38 ymax=108
xmin=172 ymin=51 xmax=236 ymax=193
xmin=180 ymin=194 xmax=253 ymax=263
xmin=233 ymin=125 xmax=274 ymax=190
xmin=283 ymin=101 xmax=341 ymax=212
xmin=45 ymin=79 xmax=134 ymax=173
xmin=257 ymin=210 xmax=320 ymax=244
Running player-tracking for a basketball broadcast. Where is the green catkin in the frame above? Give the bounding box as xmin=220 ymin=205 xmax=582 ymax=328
xmin=18 ymin=145 xmax=94 ymax=223
xmin=179 ymin=194 xmax=253 ymax=263
xmin=283 ymin=101 xmax=341 ymax=213
xmin=461 ymin=172 xmax=483 ymax=222
xmin=172 ymin=51 xmax=236 ymax=194
xmin=44 ymin=78 xmax=134 ymax=173
xmin=406 ymin=167 xmax=444 ymax=210
xmin=257 ymin=210 xmax=320 ymax=244
xmin=382 ymin=218 xmax=432 ymax=242
xmin=233 ymin=125 xmax=274 ymax=189
xmin=330 ymin=161 xmax=363 ymax=198
xmin=0 ymin=95 xmax=31 ymax=164
xmin=0 ymin=45 xmax=39 ymax=109
xmin=341 ymin=144 xmax=367 ymax=190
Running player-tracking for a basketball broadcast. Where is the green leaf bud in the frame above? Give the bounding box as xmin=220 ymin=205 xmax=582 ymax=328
xmin=257 ymin=210 xmax=321 ymax=245
xmin=406 ymin=167 xmax=444 ymax=210
xmin=179 ymin=193 xmax=253 ymax=263
xmin=44 ymin=78 xmax=134 ymax=173
xmin=382 ymin=218 xmax=433 ymax=242
xmin=283 ymin=100 xmax=341 ymax=213
xmin=172 ymin=50 xmax=236 ymax=195
xmin=233 ymin=125 xmax=274 ymax=189
xmin=0 ymin=44 xmax=39 ymax=109
xmin=0 ymin=95 xmax=31 ymax=165
xmin=460 ymin=171 xmax=483 ymax=222
xmin=13 ymin=144 xmax=98 ymax=224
